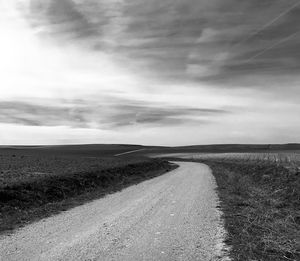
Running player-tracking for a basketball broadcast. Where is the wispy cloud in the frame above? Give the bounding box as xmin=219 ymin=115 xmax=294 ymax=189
xmin=21 ymin=0 xmax=300 ymax=85
xmin=105 ymin=104 xmax=228 ymax=128
xmin=0 ymin=101 xmax=89 ymax=128
xmin=0 ymin=100 xmax=229 ymax=129
xmin=25 ymin=0 xmax=101 ymax=41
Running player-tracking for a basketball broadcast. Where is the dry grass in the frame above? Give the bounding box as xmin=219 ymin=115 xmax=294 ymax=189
xmin=201 ymin=160 xmax=300 ymax=261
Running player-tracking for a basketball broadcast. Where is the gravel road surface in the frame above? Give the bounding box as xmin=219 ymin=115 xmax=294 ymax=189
xmin=0 ymin=162 xmax=230 ymax=261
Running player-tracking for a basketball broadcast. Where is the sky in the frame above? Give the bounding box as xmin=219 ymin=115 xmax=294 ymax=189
xmin=0 ymin=0 xmax=299 ymax=146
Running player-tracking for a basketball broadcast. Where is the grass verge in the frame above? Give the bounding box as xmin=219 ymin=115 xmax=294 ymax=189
xmin=200 ymin=159 xmax=300 ymax=261
xmin=0 ymin=158 xmax=176 ymax=234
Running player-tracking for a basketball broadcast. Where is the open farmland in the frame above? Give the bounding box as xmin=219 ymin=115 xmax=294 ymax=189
xmin=0 ymin=147 xmax=174 ymax=234
xmin=157 ymin=151 xmax=300 ymax=169
xmin=182 ymin=151 xmax=300 ymax=162
xmin=0 ymin=153 xmax=152 ymax=187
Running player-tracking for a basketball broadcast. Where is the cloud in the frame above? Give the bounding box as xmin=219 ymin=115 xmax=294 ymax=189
xmin=0 ymin=101 xmax=90 ymax=128
xmin=21 ymin=0 xmax=131 ymax=49
xmin=123 ymin=0 xmax=300 ymax=87
xmin=24 ymin=0 xmax=100 ymax=41
xmin=19 ymin=0 xmax=300 ymax=87
xmin=196 ymin=0 xmax=300 ymax=83
xmin=196 ymin=28 xmax=218 ymax=43
xmin=1 ymin=0 xmax=299 ymax=145
xmin=0 ymin=100 xmax=229 ymax=129
xmin=106 ymin=104 xmax=228 ymax=127
xmin=15 ymin=0 xmax=300 ymax=91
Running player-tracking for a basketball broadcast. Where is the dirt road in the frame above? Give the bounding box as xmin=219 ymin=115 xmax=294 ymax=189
xmin=0 ymin=162 xmax=230 ymax=261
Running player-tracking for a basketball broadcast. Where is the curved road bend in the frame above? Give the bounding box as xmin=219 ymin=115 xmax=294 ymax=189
xmin=0 ymin=162 xmax=230 ymax=261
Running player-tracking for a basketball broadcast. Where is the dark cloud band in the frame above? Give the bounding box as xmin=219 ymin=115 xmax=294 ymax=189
xmin=22 ymin=0 xmax=300 ymax=87
xmin=0 ymin=100 xmax=229 ymax=129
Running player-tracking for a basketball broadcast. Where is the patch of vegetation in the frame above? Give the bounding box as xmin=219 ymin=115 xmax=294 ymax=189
xmin=200 ymin=159 xmax=300 ymax=261
xmin=0 ymin=154 xmax=175 ymax=234
xmin=0 ymin=153 xmax=153 ymax=186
